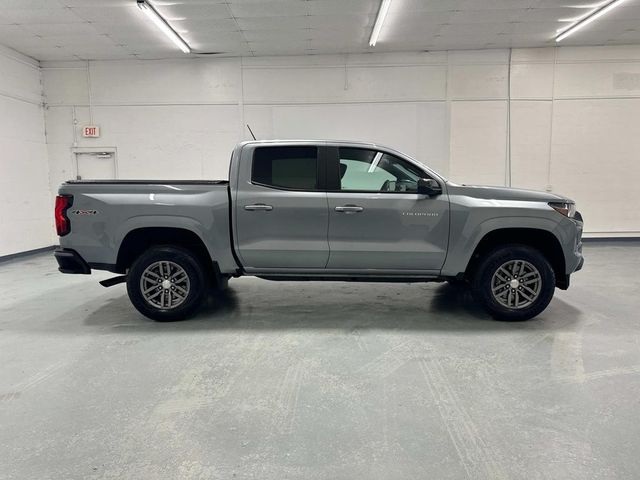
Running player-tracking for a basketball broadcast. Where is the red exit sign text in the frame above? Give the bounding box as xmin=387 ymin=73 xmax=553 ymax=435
xmin=82 ymin=126 xmax=100 ymax=138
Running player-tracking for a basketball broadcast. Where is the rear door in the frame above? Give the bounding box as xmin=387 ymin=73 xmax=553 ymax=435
xmin=325 ymin=146 xmax=449 ymax=272
xmin=234 ymin=144 xmax=329 ymax=270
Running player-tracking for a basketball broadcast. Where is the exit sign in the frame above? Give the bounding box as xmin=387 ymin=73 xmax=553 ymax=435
xmin=82 ymin=125 xmax=100 ymax=138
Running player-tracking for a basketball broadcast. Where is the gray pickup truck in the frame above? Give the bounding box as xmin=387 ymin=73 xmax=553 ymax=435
xmin=54 ymin=140 xmax=584 ymax=322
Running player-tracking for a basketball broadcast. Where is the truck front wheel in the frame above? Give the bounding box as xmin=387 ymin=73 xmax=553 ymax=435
xmin=127 ymin=246 xmax=206 ymax=321
xmin=471 ymin=245 xmax=555 ymax=321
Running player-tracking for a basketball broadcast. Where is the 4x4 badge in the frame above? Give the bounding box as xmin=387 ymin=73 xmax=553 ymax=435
xmin=71 ymin=209 xmax=98 ymax=216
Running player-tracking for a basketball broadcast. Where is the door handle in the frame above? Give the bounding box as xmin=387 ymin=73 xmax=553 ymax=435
xmin=244 ymin=204 xmax=273 ymax=211
xmin=335 ymin=205 xmax=364 ymax=213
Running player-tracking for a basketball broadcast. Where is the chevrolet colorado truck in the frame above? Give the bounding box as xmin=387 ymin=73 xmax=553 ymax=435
xmin=54 ymin=140 xmax=584 ymax=321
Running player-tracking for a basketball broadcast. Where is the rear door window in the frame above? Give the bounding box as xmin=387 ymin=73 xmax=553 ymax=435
xmin=252 ymin=146 xmax=318 ymax=190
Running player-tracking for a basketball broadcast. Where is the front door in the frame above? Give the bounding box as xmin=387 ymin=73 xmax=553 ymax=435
xmin=326 ymin=147 xmax=449 ymax=272
xmin=235 ymin=144 xmax=329 ymax=270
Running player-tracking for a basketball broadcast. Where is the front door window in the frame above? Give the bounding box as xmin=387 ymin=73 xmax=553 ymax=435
xmin=339 ymin=148 xmax=423 ymax=193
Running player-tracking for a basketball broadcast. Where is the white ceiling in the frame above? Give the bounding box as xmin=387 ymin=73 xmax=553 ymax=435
xmin=0 ymin=0 xmax=640 ymax=61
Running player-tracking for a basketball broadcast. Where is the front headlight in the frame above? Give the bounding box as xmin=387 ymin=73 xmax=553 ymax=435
xmin=549 ymin=201 xmax=576 ymax=218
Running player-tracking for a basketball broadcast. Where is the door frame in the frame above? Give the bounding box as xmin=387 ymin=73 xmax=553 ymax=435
xmin=71 ymin=146 xmax=119 ymax=180
xmin=232 ymin=142 xmax=331 ymax=271
xmin=322 ymin=144 xmax=450 ymax=274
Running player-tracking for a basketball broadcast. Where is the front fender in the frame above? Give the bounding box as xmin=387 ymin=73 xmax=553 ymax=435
xmin=441 ymin=214 xmax=566 ymax=277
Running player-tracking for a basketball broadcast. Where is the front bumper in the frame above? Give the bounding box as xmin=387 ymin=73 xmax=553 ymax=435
xmin=54 ymin=248 xmax=91 ymax=274
xmin=558 ymin=214 xmax=584 ymax=289
xmin=571 ymin=212 xmax=584 ymax=273
xmin=555 ymin=211 xmax=584 ymax=290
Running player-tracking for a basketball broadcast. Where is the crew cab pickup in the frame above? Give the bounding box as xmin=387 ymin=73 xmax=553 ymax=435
xmin=54 ymin=140 xmax=584 ymax=321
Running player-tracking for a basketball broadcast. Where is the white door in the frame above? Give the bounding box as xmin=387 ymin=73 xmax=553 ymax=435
xmin=76 ymin=152 xmax=116 ymax=180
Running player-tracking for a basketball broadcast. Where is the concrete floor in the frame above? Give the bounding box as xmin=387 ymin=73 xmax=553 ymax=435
xmin=0 ymin=243 xmax=639 ymax=480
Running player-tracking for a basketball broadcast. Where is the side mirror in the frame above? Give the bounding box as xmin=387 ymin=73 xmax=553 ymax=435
xmin=417 ymin=178 xmax=442 ymax=196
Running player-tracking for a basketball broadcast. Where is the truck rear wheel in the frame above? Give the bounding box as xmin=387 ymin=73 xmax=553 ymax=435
xmin=471 ymin=245 xmax=555 ymax=321
xmin=127 ymin=246 xmax=206 ymax=321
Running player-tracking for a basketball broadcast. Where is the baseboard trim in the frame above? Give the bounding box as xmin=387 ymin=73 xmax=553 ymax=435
xmin=582 ymin=237 xmax=640 ymax=243
xmin=0 ymin=245 xmax=56 ymax=264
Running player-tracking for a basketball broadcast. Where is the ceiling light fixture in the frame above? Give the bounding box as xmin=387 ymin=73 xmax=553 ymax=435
xmin=137 ymin=0 xmax=190 ymax=53
xmin=556 ymin=0 xmax=630 ymax=42
xmin=369 ymin=0 xmax=393 ymax=47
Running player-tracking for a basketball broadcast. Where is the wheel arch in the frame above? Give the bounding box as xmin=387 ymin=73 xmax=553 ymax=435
xmin=115 ymin=227 xmax=221 ymax=283
xmin=464 ymin=227 xmax=567 ymax=289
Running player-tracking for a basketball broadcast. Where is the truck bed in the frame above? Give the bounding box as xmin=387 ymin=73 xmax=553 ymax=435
xmin=58 ymin=179 xmax=237 ymax=274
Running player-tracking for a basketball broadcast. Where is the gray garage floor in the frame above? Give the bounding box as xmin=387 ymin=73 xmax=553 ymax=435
xmin=1 ymin=242 xmax=639 ymax=480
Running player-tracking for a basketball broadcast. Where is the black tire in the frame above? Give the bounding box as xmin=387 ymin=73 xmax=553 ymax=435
xmin=126 ymin=246 xmax=206 ymax=321
xmin=471 ymin=244 xmax=555 ymax=321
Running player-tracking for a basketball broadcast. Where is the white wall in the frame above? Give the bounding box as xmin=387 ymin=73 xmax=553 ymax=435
xmin=41 ymin=46 xmax=640 ymax=237
xmin=0 ymin=45 xmax=51 ymax=256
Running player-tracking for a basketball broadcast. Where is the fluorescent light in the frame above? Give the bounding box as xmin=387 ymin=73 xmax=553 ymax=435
xmin=369 ymin=0 xmax=393 ymax=47
xmin=556 ymin=0 xmax=630 ymax=42
xmin=137 ymin=0 xmax=190 ymax=53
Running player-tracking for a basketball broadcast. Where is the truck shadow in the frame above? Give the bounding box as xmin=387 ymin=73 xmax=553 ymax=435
xmin=82 ymin=281 xmax=582 ymax=333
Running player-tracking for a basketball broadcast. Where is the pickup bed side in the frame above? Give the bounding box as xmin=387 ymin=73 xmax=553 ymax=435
xmin=57 ymin=181 xmax=238 ymax=275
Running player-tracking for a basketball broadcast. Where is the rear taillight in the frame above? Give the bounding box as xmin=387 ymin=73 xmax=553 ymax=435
xmin=55 ymin=195 xmax=73 ymax=236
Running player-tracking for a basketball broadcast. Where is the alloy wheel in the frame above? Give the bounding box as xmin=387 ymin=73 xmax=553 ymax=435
xmin=139 ymin=261 xmax=191 ymax=309
xmin=490 ymin=259 xmax=542 ymax=309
